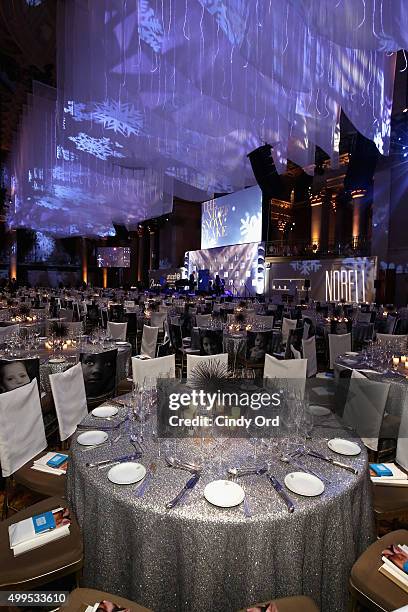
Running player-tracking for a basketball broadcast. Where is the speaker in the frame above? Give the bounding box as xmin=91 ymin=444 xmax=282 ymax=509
xmin=247 ymin=144 xmax=281 ymax=198
xmin=304 ymin=279 xmax=311 ymax=289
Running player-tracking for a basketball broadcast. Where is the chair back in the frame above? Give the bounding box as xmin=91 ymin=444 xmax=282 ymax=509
xmin=195 ymin=314 xmax=212 ymax=328
xmin=80 ymin=348 xmax=118 ymax=407
xmin=59 ymin=308 xmax=73 ymax=322
xmin=150 ymin=312 xmax=167 ymax=329
xmin=396 ymin=397 xmax=408 ymax=471
xmin=291 ymin=345 xmax=302 ymax=359
xmin=328 ymin=333 xmax=351 ymax=369
xmin=302 ymin=336 xmax=317 ymax=377
xmin=157 ymin=339 xmax=171 ymax=357
xmin=199 ymin=328 xmax=224 ymax=356
xmin=109 ymin=304 xmax=125 ymax=322
xmin=169 ymin=323 xmax=183 ymax=351
xmin=141 ymin=325 xmax=159 ymax=358
xmin=254 ymin=315 xmax=274 ymax=329
xmin=282 ymin=317 xmax=297 ymax=344
xmin=0 ymin=379 xmax=46 ymax=476
xmin=356 ymin=312 xmax=372 ymax=324
xmin=246 ymin=330 xmax=273 ymax=364
xmin=263 ymin=354 xmax=307 ymax=396
xmin=132 ymin=354 xmax=175 ymax=387
xmin=186 ymin=353 xmax=229 ymax=380
xmin=107 ymin=321 xmax=128 ymax=340
xmin=342 ymin=370 xmax=390 ymax=451
xmin=49 ymin=363 xmax=88 ymax=442
xmin=385 ymin=313 xmax=398 ymax=334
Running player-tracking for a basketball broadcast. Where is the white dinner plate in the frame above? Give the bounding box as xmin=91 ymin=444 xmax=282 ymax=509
xmin=204 ymin=479 xmax=245 ymax=508
xmin=308 ymin=405 xmax=331 ymax=417
xmin=108 ymin=462 xmax=146 ymax=485
xmin=327 ymin=438 xmax=361 ymax=456
xmin=76 ymin=430 xmax=109 ymax=446
xmin=345 ymin=352 xmax=359 ymax=356
xmin=284 ymin=472 xmax=325 ymax=497
xmin=91 ymin=405 xmax=118 ymax=418
xmin=48 ymin=357 xmax=66 ymax=364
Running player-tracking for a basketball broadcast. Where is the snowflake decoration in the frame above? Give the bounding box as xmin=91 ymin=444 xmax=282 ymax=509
xmin=138 ymin=0 xmax=164 ymax=53
xmin=240 ymin=212 xmax=262 ymax=242
xmin=290 ymin=260 xmax=322 ymax=275
xmin=92 ymin=100 xmax=144 ymax=137
xmin=68 ymin=132 xmax=123 ymax=160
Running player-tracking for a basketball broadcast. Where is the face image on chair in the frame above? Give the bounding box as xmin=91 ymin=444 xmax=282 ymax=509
xmin=199 ymin=329 xmax=223 ymax=356
xmin=245 ymin=330 xmax=272 ymax=364
xmin=0 ymin=358 xmax=40 ymax=395
xmin=80 ymin=349 xmax=117 ymax=403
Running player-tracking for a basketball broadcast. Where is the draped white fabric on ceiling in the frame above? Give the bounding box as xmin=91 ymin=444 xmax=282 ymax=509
xmin=8 ymin=0 xmax=408 ymax=236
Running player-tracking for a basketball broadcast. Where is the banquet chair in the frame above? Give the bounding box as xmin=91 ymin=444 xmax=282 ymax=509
xmin=140 ymin=324 xmax=159 ymax=358
xmin=109 ymin=304 xmax=125 ymax=322
xmin=150 ymin=311 xmax=167 ymax=330
xmin=328 ymin=332 xmax=351 ymax=369
xmin=302 ymin=336 xmax=318 ymax=377
xmin=107 ymin=321 xmax=128 ymax=340
xmin=348 ymin=529 xmax=408 ymax=612
xmin=186 ymin=353 xmax=229 ymax=380
xmin=63 ymin=588 xmax=151 ymax=612
xmin=291 ymin=345 xmax=302 ymax=359
xmin=372 ymin=398 xmax=408 ymax=531
xmin=49 ymin=362 xmax=88 ymax=443
xmin=263 ymin=354 xmax=307 ymax=397
xmin=385 ymin=312 xmax=398 ymax=334
xmin=376 ymin=333 xmax=408 ymax=352
xmin=238 ymin=595 xmax=319 ymax=612
xmin=157 ymin=339 xmax=171 ymax=357
xmin=196 ymin=313 xmax=212 ymax=327
xmin=342 ymin=370 xmax=390 ymax=454
xmin=0 ymin=496 xmax=83 ymax=592
xmin=132 ymin=354 xmax=175 ymax=387
xmin=0 ymin=379 xmax=65 ymax=518
xmin=281 ymin=317 xmax=297 ymax=344
xmin=80 ymin=348 xmax=118 ymax=409
xmin=58 ymin=308 xmax=73 ymax=322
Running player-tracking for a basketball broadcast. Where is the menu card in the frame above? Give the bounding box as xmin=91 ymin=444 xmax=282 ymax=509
xmin=8 ymin=506 xmax=70 ymax=556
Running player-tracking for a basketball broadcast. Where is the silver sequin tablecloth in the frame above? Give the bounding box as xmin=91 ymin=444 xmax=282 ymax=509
xmin=67 ymin=407 xmax=374 ymax=612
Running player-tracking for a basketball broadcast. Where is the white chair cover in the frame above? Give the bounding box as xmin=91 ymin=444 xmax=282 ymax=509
xmin=187 ymin=353 xmax=229 ymax=380
xmin=132 ymin=354 xmax=175 ymax=387
xmin=302 ymin=336 xmax=318 ymax=377
xmin=396 ymin=398 xmax=408 ymax=471
xmin=196 ymin=314 xmax=212 ymax=327
xmin=376 ymin=333 xmax=408 ymax=352
xmin=291 ymin=345 xmax=302 ymax=359
xmin=0 ymin=379 xmax=46 ymax=477
xmin=141 ymin=325 xmax=159 ymax=358
xmin=150 ymin=312 xmax=167 ymax=329
xmin=342 ymin=370 xmax=390 ymax=451
xmin=264 ymin=355 xmax=307 ymax=380
xmin=0 ymin=324 xmax=19 ymax=341
xmin=49 ymin=362 xmax=88 ymax=442
xmin=328 ymin=333 xmax=351 ymax=369
xmin=282 ymin=317 xmax=297 ymax=344
xmin=107 ymin=321 xmax=128 ymax=340
xmin=263 ymin=354 xmax=307 ymax=397
xmin=302 ymin=321 xmax=311 ymax=340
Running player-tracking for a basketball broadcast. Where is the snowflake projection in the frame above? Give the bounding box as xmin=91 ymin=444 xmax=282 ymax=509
xmin=56 ymin=145 xmax=76 ymax=161
xmin=68 ymin=132 xmax=124 ymax=160
xmin=138 ymin=0 xmax=164 ymax=53
xmin=199 ymin=0 xmax=250 ymax=46
xmin=240 ymin=212 xmax=262 ymax=243
xmin=342 ymin=257 xmax=375 ymax=275
xmin=92 ymin=100 xmax=144 ymax=137
xmin=35 ymin=232 xmax=55 ymax=260
xmin=290 ymin=260 xmax=322 ymax=275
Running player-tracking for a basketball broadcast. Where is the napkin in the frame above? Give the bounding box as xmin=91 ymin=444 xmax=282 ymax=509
xmin=31 ymin=452 xmax=68 ymax=476
xmin=370 ymin=463 xmax=408 ymax=485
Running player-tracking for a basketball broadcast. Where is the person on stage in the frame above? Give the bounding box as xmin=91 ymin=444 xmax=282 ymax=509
xmin=188 ymin=271 xmax=196 ymax=293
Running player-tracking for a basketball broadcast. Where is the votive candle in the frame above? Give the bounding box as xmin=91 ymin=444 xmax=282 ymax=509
xmin=393 ymin=356 xmax=400 ymax=366
xmin=401 ymin=355 xmax=407 ymax=364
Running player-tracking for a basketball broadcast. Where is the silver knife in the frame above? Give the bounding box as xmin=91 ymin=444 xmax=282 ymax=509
xmin=165 ymin=473 xmax=200 ymax=509
xmin=267 ymin=474 xmax=295 ymax=513
xmin=86 ymin=452 xmax=141 ymax=468
xmin=307 ymin=450 xmax=358 ymax=475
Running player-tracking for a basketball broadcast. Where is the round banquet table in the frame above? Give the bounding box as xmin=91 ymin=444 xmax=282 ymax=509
xmin=67 ymin=402 xmax=374 ymax=612
xmin=334 ymin=352 xmax=408 ymax=417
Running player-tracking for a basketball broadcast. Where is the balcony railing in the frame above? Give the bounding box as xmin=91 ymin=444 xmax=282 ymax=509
xmin=265 ymin=236 xmax=371 ymax=258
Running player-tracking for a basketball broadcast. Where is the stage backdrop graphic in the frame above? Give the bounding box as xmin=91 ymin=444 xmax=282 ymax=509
xmin=188 ymin=242 xmax=265 ymax=296
xmin=265 ymin=257 xmax=377 ymax=303
xmin=201 ymin=185 xmax=262 ymax=249
xmin=96 ymin=247 xmax=130 ymax=268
